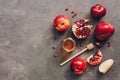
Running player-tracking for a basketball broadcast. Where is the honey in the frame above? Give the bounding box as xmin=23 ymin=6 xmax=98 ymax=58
xmin=63 ymin=39 xmax=74 ymax=50
xmin=62 ymin=37 xmax=76 ymax=53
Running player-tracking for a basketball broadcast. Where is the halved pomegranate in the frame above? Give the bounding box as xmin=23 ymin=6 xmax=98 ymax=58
xmin=87 ymin=50 xmax=103 ymax=66
xmin=72 ymin=19 xmax=93 ymax=39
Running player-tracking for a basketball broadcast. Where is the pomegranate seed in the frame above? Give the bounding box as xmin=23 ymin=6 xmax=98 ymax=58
xmin=107 ymin=41 xmax=110 ymax=47
xmin=71 ymin=11 xmax=74 ymax=14
xmin=96 ymin=54 xmax=101 ymax=57
xmin=65 ymin=8 xmax=68 ymax=11
xmin=95 ymin=41 xmax=104 ymax=47
xmin=79 ymin=19 xmax=86 ymax=27
xmin=75 ymin=27 xmax=90 ymax=38
xmin=94 ymin=56 xmax=100 ymax=59
xmin=90 ymin=58 xmax=96 ymax=62
xmin=74 ymin=19 xmax=88 ymax=28
xmin=74 ymin=21 xmax=81 ymax=27
xmin=72 ymin=13 xmax=77 ymax=18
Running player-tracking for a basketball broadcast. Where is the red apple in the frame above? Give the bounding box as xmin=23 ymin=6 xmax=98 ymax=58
xmin=94 ymin=21 xmax=115 ymax=40
xmin=71 ymin=58 xmax=87 ymax=75
xmin=91 ymin=4 xmax=106 ymax=18
xmin=53 ymin=15 xmax=70 ymax=31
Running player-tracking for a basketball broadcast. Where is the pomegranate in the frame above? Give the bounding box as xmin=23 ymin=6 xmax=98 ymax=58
xmin=72 ymin=19 xmax=93 ymax=39
xmin=91 ymin=4 xmax=106 ymax=18
xmin=87 ymin=50 xmax=103 ymax=66
xmin=94 ymin=21 xmax=115 ymax=40
xmin=71 ymin=58 xmax=87 ymax=75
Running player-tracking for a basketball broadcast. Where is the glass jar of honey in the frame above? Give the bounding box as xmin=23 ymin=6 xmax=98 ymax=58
xmin=62 ymin=37 xmax=76 ymax=56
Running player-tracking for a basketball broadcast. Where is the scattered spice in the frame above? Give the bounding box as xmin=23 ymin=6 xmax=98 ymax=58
xmin=72 ymin=13 xmax=77 ymax=18
xmin=107 ymin=41 xmax=110 ymax=47
xmin=65 ymin=8 xmax=69 ymax=11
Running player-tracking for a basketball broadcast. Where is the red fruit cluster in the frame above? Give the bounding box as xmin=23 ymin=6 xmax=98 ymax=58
xmin=53 ymin=3 xmax=115 ymax=75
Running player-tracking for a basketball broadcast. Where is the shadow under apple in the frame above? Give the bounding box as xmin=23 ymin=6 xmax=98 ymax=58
xmin=64 ymin=65 xmax=82 ymax=80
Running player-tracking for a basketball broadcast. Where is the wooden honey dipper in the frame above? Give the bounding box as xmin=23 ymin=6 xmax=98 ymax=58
xmin=60 ymin=43 xmax=94 ymax=66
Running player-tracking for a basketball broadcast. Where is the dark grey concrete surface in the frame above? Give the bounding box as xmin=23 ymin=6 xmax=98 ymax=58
xmin=0 ymin=0 xmax=120 ymax=80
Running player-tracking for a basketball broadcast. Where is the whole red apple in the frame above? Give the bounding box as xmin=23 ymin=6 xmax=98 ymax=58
xmin=71 ymin=58 xmax=87 ymax=75
xmin=91 ymin=4 xmax=106 ymax=18
xmin=53 ymin=15 xmax=70 ymax=31
xmin=94 ymin=21 xmax=115 ymax=40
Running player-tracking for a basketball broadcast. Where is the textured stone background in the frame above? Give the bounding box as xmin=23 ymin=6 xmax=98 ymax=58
xmin=0 ymin=0 xmax=120 ymax=80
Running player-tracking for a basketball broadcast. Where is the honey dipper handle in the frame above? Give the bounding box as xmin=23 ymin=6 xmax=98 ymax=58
xmin=60 ymin=48 xmax=87 ymax=66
